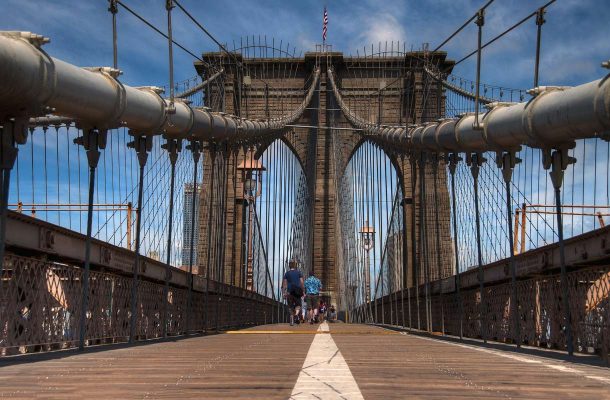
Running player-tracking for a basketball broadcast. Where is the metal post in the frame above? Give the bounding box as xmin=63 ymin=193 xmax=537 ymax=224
xmin=534 ymin=7 xmax=546 ymax=88
xmin=204 ymin=147 xmax=217 ymax=334
xmin=410 ymin=154 xmax=420 ymax=330
xmin=366 ymin=248 xmax=373 ymax=322
xmin=246 ymin=196 xmax=255 ymax=291
xmin=108 ymin=0 xmax=118 ymax=69
xmin=419 ymin=152 xmax=431 ymax=332
xmin=498 ymin=151 xmax=521 ymax=347
xmin=72 ymin=128 xmax=106 ymax=350
xmin=448 ymin=153 xmax=463 ymax=340
xmin=513 ymin=209 xmax=520 ymax=255
xmin=468 ymin=152 xmax=486 ymax=342
xmin=214 ymin=147 xmax=229 ymax=332
xmin=0 ymin=124 xmax=18 ymax=303
xmin=165 ymin=0 xmax=176 ymax=113
xmin=401 ymin=194 xmax=412 ymax=329
xmin=161 ymin=138 xmax=181 ymax=338
xmin=544 ymin=148 xmax=575 ymax=356
xmin=128 ymin=134 xmax=152 ymax=344
xmin=433 ymin=155 xmax=444 ymax=335
xmin=0 ymin=119 xmax=27 ymax=304
xmin=186 ymin=140 xmax=201 ymax=333
xmin=521 ymin=203 xmax=527 ymax=254
xmin=126 ymin=201 xmax=132 ymax=250
xmin=241 ymin=199 xmax=249 ymax=290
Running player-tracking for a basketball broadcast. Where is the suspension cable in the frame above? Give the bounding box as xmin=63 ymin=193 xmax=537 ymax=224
xmin=432 ymin=0 xmax=495 ymax=52
xmin=115 ymin=0 xmax=212 ymax=67
xmin=451 ymin=0 xmax=556 ymax=68
xmin=173 ymin=0 xmax=273 ymax=87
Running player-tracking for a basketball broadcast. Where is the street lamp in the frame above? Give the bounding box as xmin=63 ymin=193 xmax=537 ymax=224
xmin=360 ymin=221 xmax=375 ymax=303
xmin=237 ymin=149 xmax=266 ymax=291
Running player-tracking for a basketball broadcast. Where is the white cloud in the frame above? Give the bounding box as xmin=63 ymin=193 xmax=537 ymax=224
xmin=355 ymin=12 xmax=407 ymax=48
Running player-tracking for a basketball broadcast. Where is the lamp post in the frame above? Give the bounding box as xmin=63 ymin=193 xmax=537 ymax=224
xmin=360 ymin=221 xmax=375 ymax=310
xmin=237 ymin=150 xmax=266 ymax=292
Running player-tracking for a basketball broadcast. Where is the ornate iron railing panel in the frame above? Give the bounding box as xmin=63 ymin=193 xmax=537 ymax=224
xmin=0 ymin=254 xmax=284 ymax=356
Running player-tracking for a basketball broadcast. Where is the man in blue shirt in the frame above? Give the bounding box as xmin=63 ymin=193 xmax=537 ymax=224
xmin=282 ymin=260 xmax=304 ymax=326
xmin=304 ymin=272 xmax=322 ymax=324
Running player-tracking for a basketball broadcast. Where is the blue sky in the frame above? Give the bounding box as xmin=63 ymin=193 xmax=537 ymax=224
xmin=2 ymin=0 xmax=609 ymax=90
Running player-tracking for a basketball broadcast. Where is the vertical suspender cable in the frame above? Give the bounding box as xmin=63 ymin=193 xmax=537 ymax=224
xmin=263 ymin=144 xmax=272 ymax=319
xmin=186 ymin=142 xmax=200 ymax=333
xmin=410 ymin=155 xmax=420 ymax=330
xmin=374 ymin=146 xmax=382 ymax=322
xmin=216 ymin=149 xmax=228 ymax=330
xmin=420 ymin=153 xmax=431 ymax=332
xmin=109 ymin=0 xmax=118 ymax=69
xmin=473 ymin=8 xmax=485 ymax=129
xmin=382 ymin=150 xmax=393 ymax=325
xmin=271 ymin=142 xmax=280 ymax=322
xmin=229 ymin=147 xmax=238 ymax=327
xmin=162 ymin=139 xmax=180 ymax=338
xmin=204 ymin=147 xmax=217 ymax=333
xmin=533 ymin=7 xmax=546 ymax=88
xmin=402 ymin=158 xmax=411 ymax=329
xmin=281 ymin=144 xmax=289 ymax=313
xmin=433 ymin=157 xmax=444 ymax=335
xmin=449 ymin=154 xmax=463 ymax=340
xmin=363 ymin=144 xmax=373 ymax=322
xmin=166 ymin=0 xmax=176 ymax=113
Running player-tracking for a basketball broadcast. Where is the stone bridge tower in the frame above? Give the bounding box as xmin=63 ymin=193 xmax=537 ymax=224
xmin=195 ymin=48 xmax=455 ymax=308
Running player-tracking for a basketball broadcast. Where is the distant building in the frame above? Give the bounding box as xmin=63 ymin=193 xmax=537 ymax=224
xmin=182 ymin=183 xmax=201 ymax=266
xmin=147 ymin=251 xmax=160 ymax=261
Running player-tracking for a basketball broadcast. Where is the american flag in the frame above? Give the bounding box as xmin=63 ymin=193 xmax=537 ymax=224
xmin=322 ymin=7 xmax=328 ymax=42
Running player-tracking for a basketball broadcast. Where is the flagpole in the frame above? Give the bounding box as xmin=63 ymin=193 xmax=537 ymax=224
xmin=323 ymin=5 xmax=327 ymax=52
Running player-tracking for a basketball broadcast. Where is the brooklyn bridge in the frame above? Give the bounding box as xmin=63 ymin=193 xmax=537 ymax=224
xmin=1 ymin=0 xmax=610 ymax=398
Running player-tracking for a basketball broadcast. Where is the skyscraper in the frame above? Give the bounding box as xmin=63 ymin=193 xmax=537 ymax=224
xmin=182 ymin=183 xmax=201 ymax=267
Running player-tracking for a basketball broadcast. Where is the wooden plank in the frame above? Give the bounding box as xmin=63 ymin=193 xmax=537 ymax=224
xmin=331 ymin=324 xmax=610 ymax=399
xmin=1 ymin=323 xmax=608 ymax=398
xmin=0 ymin=324 xmax=315 ymax=399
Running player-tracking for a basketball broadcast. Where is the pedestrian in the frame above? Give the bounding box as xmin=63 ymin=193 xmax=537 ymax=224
xmin=304 ymin=271 xmax=322 ymax=324
xmin=328 ymin=305 xmax=337 ymax=322
xmin=318 ymin=301 xmax=327 ymax=323
xmin=282 ymin=260 xmax=304 ymax=326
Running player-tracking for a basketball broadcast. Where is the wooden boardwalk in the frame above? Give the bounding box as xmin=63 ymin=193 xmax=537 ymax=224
xmin=1 ymin=323 xmax=609 ymax=399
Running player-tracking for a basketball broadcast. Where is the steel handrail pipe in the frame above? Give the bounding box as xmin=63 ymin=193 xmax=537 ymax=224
xmin=0 ymin=32 xmax=319 ymax=142
xmin=328 ymin=67 xmax=610 ymax=153
xmin=27 ymin=68 xmax=225 ymax=127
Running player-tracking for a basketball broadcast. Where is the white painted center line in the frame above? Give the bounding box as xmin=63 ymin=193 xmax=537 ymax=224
xmin=290 ymin=322 xmax=364 ymax=400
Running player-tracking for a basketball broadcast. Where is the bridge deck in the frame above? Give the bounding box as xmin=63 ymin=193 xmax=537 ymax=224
xmin=1 ymin=323 xmax=609 ymax=399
